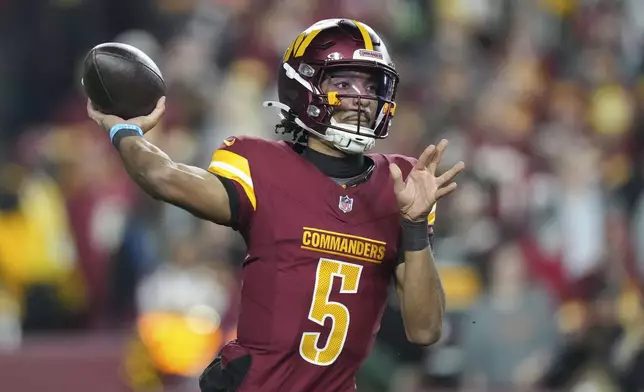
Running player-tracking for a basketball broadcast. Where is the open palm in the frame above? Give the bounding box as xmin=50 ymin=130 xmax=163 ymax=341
xmin=390 ymin=139 xmax=464 ymax=222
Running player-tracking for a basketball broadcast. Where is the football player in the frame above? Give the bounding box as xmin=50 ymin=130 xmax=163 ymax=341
xmin=87 ymin=18 xmax=464 ymax=392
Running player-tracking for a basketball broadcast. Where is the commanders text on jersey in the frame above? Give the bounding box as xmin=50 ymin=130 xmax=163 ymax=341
xmin=301 ymin=227 xmax=386 ymax=264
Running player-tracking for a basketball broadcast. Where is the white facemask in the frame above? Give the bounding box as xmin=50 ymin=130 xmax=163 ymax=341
xmin=263 ymin=101 xmax=376 ymax=154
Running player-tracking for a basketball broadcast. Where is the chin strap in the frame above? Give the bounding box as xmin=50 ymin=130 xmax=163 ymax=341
xmin=262 ymin=100 xmax=376 ymax=154
xmin=325 ymin=118 xmax=376 ymax=154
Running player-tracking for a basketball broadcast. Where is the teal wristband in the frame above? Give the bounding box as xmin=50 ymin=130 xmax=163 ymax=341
xmin=109 ymin=124 xmax=143 ymax=142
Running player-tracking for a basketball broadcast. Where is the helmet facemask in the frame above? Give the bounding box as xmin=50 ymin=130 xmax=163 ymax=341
xmin=303 ymin=62 xmax=398 ymax=154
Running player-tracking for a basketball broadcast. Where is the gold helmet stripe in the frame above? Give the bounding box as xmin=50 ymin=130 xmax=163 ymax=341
xmin=352 ymin=20 xmax=374 ymax=51
xmin=294 ymin=29 xmax=322 ymax=58
xmin=284 ymin=32 xmax=305 ymax=62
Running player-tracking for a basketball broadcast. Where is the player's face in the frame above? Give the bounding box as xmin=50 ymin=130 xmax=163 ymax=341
xmin=321 ymin=70 xmax=379 ymax=128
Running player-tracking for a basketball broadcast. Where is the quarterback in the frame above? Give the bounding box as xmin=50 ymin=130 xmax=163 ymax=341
xmin=87 ymin=19 xmax=464 ymax=392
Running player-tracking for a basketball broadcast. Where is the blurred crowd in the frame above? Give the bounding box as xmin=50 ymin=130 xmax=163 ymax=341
xmin=0 ymin=0 xmax=643 ymax=391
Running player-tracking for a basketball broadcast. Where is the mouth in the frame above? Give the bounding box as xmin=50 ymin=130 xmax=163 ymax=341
xmin=342 ymin=115 xmax=371 ymax=125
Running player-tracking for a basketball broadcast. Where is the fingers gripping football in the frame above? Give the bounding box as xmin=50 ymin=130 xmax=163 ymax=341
xmin=87 ymin=96 xmax=166 ymax=134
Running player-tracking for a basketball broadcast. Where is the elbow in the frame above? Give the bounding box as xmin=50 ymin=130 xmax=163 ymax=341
xmin=406 ymin=325 xmax=442 ymax=346
xmin=404 ymin=301 xmax=446 ymax=346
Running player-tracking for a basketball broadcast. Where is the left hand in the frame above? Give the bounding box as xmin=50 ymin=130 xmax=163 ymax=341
xmin=390 ymin=139 xmax=465 ymax=222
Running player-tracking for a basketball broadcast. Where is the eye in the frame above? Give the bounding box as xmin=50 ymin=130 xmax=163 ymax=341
xmin=335 ymin=82 xmax=350 ymax=89
xmin=366 ymin=84 xmax=378 ymax=93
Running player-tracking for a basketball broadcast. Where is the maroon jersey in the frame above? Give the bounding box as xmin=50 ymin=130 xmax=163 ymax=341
xmin=207 ymin=136 xmax=430 ymax=392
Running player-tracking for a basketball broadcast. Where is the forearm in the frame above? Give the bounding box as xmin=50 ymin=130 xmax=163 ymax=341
xmin=114 ymin=135 xmax=232 ymax=224
xmin=117 ymin=135 xmax=177 ymax=198
xmin=401 ymin=246 xmax=445 ymax=344
xmin=398 ymin=219 xmax=445 ymax=345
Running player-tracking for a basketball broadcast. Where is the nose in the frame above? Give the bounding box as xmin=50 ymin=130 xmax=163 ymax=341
xmin=349 ymin=93 xmax=373 ymax=116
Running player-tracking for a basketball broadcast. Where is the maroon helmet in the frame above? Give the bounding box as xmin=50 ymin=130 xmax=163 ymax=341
xmin=263 ymin=19 xmax=399 ymax=154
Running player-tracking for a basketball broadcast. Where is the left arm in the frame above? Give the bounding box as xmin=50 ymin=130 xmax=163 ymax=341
xmin=395 ymin=241 xmax=445 ymax=345
xmin=389 ymin=140 xmax=464 ymax=346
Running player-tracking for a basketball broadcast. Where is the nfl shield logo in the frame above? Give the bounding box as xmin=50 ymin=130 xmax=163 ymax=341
xmin=338 ymin=195 xmax=353 ymax=213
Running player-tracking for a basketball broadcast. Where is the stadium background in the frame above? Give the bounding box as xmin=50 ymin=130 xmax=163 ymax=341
xmin=0 ymin=0 xmax=643 ymax=391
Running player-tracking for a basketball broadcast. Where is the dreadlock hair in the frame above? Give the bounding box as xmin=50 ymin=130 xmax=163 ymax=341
xmin=274 ymin=110 xmax=308 ymax=144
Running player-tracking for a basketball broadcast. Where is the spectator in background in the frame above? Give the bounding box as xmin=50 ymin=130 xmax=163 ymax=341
xmin=0 ymin=155 xmax=83 ymax=331
xmin=130 ymin=238 xmax=238 ymax=388
xmin=461 ymin=241 xmax=559 ymax=390
xmin=136 ymin=238 xmax=235 ymax=324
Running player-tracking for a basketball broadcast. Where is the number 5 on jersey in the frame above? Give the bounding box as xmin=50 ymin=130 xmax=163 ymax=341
xmin=299 ymin=258 xmax=363 ymax=366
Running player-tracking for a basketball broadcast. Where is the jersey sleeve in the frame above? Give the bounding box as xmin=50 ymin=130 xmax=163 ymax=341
xmin=207 ymin=136 xmax=256 ymax=231
xmin=428 ymin=202 xmax=437 ymax=227
xmin=427 ymin=202 xmax=436 ymax=248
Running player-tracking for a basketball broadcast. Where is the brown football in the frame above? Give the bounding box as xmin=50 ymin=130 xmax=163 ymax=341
xmin=81 ymin=42 xmax=165 ymax=119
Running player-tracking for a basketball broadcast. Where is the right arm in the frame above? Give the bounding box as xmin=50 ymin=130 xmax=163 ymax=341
xmin=87 ymin=97 xmax=244 ymax=227
xmin=117 ymin=136 xmax=233 ymax=225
